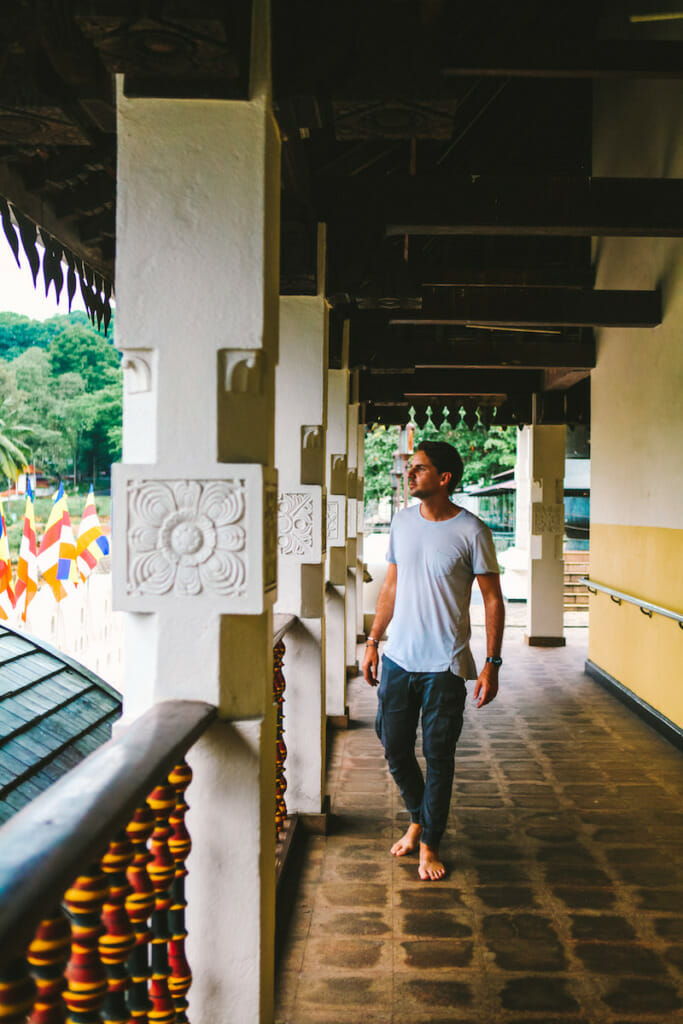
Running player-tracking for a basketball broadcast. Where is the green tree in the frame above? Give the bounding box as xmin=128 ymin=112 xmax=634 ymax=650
xmin=48 ymin=321 xmax=120 ymax=392
xmin=0 ymin=395 xmax=32 ymax=482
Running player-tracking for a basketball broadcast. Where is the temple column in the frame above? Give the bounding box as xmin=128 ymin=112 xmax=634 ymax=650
xmin=356 ymin=418 xmax=366 ymax=640
xmin=325 ymin=341 xmax=350 ymax=721
xmin=275 ymin=227 xmax=328 ymax=813
xmin=517 ymin=424 xmax=567 ymax=646
xmin=345 ymin=377 xmax=360 ymax=674
xmin=112 ymin=6 xmax=280 ymax=1021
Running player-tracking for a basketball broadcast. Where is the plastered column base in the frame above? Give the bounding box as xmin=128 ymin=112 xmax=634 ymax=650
xmin=325 ymin=583 xmax=347 ymax=718
xmin=186 ymin=713 xmax=275 ymax=1024
xmin=281 ymin=618 xmax=325 ymax=813
xmin=525 ymin=635 xmax=567 ymax=647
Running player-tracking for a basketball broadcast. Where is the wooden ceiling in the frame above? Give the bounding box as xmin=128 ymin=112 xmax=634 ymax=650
xmin=1 ymin=1 xmax=682 ymax=423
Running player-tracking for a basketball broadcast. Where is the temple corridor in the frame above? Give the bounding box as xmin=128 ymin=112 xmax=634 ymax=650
xmin=276 ymin=628 xmax=683 ymax=1023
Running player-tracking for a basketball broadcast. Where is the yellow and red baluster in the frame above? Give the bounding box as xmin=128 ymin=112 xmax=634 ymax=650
xmin=99 ymin=833 xmax=136 ymax=1024
xmin=27 ymin=908 xmax=71 ymax=1024
xmin=0 ymin=957 xmax=36 ymax=1024
xmin=146 ymin=784 xmax=177 ymax=1024
xmin=167 ymin=763 xmax=192 ymax=1024
xmin=125 ymin=807 xmax=155 ymax=1024
xmin=273 ymin=639 xmax=288 ymax=837
xmin=63 ymin=866 xmax=109 ymax=1024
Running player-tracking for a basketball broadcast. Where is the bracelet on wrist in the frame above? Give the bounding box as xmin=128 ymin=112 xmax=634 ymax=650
xmin=366 ymin=638 xmax=379 ymax=646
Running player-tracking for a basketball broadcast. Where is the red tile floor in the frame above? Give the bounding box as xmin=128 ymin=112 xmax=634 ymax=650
xmin=275 ymin=625 xmax=683 ymax=1023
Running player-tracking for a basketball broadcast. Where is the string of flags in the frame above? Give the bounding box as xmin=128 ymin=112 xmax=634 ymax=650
xmin=0 ymin=482 xmax=110 ymax=623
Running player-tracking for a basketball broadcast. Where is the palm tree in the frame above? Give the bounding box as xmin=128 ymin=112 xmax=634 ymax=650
xmin=0 ymin=397 xmax=32 ymax=483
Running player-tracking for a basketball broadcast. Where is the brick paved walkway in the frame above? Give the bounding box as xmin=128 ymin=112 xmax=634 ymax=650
xmin=275 ymin=627 xmax=683 ymax=1023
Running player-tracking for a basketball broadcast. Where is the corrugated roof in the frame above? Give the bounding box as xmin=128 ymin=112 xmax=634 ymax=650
xmin=0 ymin=624 xmax=121 ymax=824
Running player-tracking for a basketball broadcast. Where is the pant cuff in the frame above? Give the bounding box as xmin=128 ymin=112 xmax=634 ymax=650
xmin=421 ymin=828 xmax=443 ymax=849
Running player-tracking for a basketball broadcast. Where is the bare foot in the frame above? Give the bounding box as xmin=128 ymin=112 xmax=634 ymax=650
xmin=418 ymin=842 xmax=446 ymax=881
xmin=391 ymin=822 xmax=422 ymax=857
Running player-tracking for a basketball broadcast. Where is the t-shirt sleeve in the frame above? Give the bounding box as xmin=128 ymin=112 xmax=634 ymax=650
xmin=471 ymin=524 xmax=500 ymax=575
xmin=386 ymin=520 xmax=397 ymax=564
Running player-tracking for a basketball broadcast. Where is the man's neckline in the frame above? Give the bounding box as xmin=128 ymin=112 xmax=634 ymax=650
xmin=417 ymin=503 xmax=464 ymax=524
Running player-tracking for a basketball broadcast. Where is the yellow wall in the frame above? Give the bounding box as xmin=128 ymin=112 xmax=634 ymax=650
xmin=588 ymin=524 xmax=683 ymax=726
xmin=591 ymin=79 xmax=683 ymax=729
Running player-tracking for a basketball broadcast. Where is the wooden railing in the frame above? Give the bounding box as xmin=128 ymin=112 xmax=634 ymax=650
xmin=0 ymin=700 xmax=216 ymax=1024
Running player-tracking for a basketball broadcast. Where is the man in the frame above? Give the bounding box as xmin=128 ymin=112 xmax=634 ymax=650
xmin=362 ymin=440 xmax=505 ymax=881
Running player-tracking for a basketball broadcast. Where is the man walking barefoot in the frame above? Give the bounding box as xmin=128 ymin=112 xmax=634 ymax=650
xmin=362 ymin=440 xmax=505 ymax=881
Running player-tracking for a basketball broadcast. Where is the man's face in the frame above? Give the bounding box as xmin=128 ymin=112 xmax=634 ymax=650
xmin=407 ymin=451 xmax=449 ymax=499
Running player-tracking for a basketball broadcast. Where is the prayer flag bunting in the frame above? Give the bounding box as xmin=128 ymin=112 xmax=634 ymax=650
xmin=14 ymin=480 xmax=38 ymax=622
xmin=76 ymin=485 xmax=109 ymax=581
xmin=38 ymin=482 xmax=79 ymax=601
xmin=0 ymin=496 xmax=15 ymax=620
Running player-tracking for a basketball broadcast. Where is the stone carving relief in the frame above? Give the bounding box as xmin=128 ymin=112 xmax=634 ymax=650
xmin=302 ymin=425 xmax=323 ymax=450
xmin=221 ymin=349 xmax=263 ymax=394
xmin=127 ymin=479 xmax=246 ymax=598
xmin=327 ymin=497 xmax=341 ymax=544
xmin=278 ymin=492 xmax=314 ymax=556
xmin=531 ymin=502 xmax=564 ymax=535
xmin=301 ymin=424 xmax=324 ymax=485
xmin=121 ymin=350 xmax=153 ymax=394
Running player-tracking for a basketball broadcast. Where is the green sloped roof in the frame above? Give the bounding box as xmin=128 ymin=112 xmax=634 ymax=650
xmin=0 ymin=625 xmax=121 ymax=824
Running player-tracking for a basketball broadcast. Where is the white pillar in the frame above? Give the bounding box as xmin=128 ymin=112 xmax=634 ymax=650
xmin=275 ymin=231 xmax=328 ymax=813
xmin=520 ymin=424 xmax=566 ymax=646
xmin=325 ymin=361 xmax=349 ymax=719
xmin=345 ymin=381 xmax=360 ymax=672
xmin=356 ymin=418 xmax=366 ymax=639
xmin=112 ymin=8 xmax=280 ymax=1020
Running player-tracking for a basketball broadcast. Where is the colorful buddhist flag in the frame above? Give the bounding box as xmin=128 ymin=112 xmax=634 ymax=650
xmin=37 ymin=482 xmax=79 ymax=601
xmin=76 ymin=485 xmax=109 ymax=581
xmin=14 ymin=480 xmax=38 ymax=622
xmin=0 ymin=496 xmax=15 ymax=620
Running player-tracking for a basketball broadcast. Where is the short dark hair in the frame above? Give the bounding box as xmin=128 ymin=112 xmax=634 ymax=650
xmin=416 ymin=440 xmax=463 ymax=494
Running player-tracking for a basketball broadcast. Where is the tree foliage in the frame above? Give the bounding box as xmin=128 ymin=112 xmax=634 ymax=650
xmin=0 ymin=313 xmax=121 ymax=484
xmin=0 ymin=396 xmax=32 ymax=481
xmin=364 ymin=407 xmax=517 ymax=510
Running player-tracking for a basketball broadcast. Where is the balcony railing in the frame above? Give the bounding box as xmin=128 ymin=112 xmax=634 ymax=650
xmin=0 ymin=699 xmax=216 ymax=1024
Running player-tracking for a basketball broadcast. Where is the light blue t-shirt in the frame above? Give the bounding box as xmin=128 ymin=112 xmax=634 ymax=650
xmin=383 ymin=504 xmax=499 ymax=679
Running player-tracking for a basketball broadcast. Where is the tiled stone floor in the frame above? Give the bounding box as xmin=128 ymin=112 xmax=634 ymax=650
xmin=275 ymin=627 xmax=683 ymax=1023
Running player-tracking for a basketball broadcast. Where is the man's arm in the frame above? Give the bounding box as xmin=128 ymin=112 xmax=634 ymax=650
xmin=473 ymin=572 xmax=505 ymax=708
xmin=362 ymin=562 xmax=397 ymax=687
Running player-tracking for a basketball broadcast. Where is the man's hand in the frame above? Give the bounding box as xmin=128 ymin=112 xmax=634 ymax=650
xmin=473 ymin=664 xmax=499 ymax=708
xmin=362 ymin=643 xmax=380 ymax=687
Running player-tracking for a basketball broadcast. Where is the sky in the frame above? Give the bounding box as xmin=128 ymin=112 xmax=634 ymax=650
xmin=0 ymin=237 xmax=88 ymax=319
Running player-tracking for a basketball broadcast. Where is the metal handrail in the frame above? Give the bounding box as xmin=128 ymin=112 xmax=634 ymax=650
xmin=580 ymin=577 xmax=683 ymax=629
xmin=0 ymin=699 xmax=217 ymax=968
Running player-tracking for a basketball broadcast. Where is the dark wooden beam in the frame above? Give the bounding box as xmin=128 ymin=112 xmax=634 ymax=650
xmin=440 ymin=40 xmax=683 ymax=79
xmin=317 ymin=177 xmax=683 ymax=237
xmin=414 ymin=264 xmax=595 ymax=289
xmin=386 ymin=288 xmax=661 ymax=328
xmin=543 ymin=367 xmax=592 ymax=391
xmin=354 ymin=337 xmax=596 ymax=371
xmin=361 ymin=369 xmax=542 ymax=402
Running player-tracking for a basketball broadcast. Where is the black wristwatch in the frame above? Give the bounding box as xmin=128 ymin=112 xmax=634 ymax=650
xmin=486 ymin=656 xmax=503 ymax=667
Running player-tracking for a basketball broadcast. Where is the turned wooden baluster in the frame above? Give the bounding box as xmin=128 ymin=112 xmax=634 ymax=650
xmin=273 ymin=639 xmax=288 ymax=837
xmin=146 ymin=783 xmax=177 ymax=1024
xmin=63 ymin=865 xmax=109 ymax=1024
xmin=27 ymin=907 xmax=71 ymax=1024
xmin=99 ymin=833 xmax=136 ymax=1024
xmin=125 ymin=806 xmax=155 ymax=1024
xmin=167 ymin=762 xmax=192 ymax=1024
xmin=0 ymin=957 xmax=36 ymax=1024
